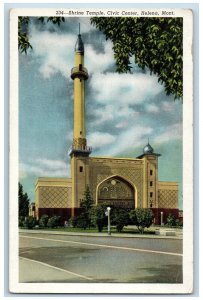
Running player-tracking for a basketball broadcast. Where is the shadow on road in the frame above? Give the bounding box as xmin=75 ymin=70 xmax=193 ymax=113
xmin=126 ymin=264 xmax=183 ymax=283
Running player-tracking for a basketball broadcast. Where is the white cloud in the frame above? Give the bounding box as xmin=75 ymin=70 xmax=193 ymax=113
xmin=20 ymin=159 xmax=70 ymax=178
xmin=117 ymin=105 xmax=138 ymax=118
xmin=86 ymin=41 xmax=114 ymax=74
xmin=89 ymin=104 xmax=139 ymax=127
xmin=113 ymin=107 xmax=140 ymax=129
xmin=66 ymin=130 xmax=73 ymax=142
xmin=146 ymin=104 xmax=160 ymax=113
xmin=87 ymin=132 xmax=116 ymax=149
xmin=107 ymin=125 xmax=153 ymax=156
xmin=90 ymin=105 xmax=114 ymax=125
xmin=36 ymin=158 xmax=67 ymax=170
xmin=91 ymin=125 xmax=153 ymax=156
xmin=115 ymin=121 xmax=129 ymax=129
xmin=30 ymin=27 xmax=75 ymax=78
xmin=161 ymin=101 xmax=175 ymax=112
xmin=154 ymin=123 xmax=182 ymax=144
xmin=90 ymin=72 xmax=164 ymax=106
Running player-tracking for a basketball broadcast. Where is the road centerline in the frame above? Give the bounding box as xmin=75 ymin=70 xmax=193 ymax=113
xmin=20 ymin=234 xmax=182 ymax=257
xmin=20 ymin=256 xmax=93 ymax=281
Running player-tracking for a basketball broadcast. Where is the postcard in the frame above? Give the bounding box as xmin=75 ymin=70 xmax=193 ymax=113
xmin=9 ymin=7 xmax=193 ymax=294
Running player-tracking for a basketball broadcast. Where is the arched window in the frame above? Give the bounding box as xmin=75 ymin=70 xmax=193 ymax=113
xmin=97 ymin=176 xmax=135 ymax=209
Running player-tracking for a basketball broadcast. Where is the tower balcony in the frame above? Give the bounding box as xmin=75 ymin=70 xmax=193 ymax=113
xmin=71 ymin=66 xmax=88 ymax=80
xmin=68 ymin=145 xmax=92 ymax=157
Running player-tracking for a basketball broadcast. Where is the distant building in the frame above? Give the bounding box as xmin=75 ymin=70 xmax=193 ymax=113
xmin=32 ymin=32 xmax=179 ymax=225
xmin=28 ymin=202 xmax=35 ymax=218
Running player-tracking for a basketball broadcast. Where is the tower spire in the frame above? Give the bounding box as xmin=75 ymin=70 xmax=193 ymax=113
xmin=69 ymin=31 xmax=91 ymax=157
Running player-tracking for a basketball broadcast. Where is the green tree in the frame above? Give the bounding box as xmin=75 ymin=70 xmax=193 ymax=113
xmin=68 ymin=216 xmax=78 ymax=228
xmin=18 ymin=17 xmax=65 ymax=54
xmin=91 ymin=17 xmax=183 ymax=99
xmin=112 ymin=209 xmax=129 ymax=233
xmin=47 ymin=215 xmax=61 ymax=228
xmin=90 ymin=205 xmax=107 ymax=232
xmin=166 ymin=213 xmax=176 ymax=227
xmin=19 ymin=216 xmax=25 ymax=227
xmin=23 ymin=216 xmax=36 ymax=229
xmin=39 ymin=214 xmax=49 ymax=228
xmin=80 ymin=185 xmax=94 ymax=212
xmin=18 ymin=182 xmax=30 ymax=217
xmin=129 ymin=208 xmax=153 ymax=234
xmin=79 ymin=185 xmax=94 ymax=229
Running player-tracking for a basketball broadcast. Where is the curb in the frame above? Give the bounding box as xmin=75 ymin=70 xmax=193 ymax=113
xmin=19 ymin=229 xmax=183 ymax=240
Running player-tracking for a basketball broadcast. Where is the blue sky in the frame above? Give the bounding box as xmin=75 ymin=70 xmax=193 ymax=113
xmin=19 ymin=17 xmax=183 ymax=207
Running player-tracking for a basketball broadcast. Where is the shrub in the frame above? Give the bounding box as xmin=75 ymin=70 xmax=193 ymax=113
xmin=68 ymin=215 xmax=90 ymax=229
xmin=129 ymin=208 xmax=153 ymax=234
xmin=112 ymin=209 xmax=129 ymax=232
xmin=76 ymin=213 xmax=90 ymax=229
xmin=19 ymin=216 xmax=25 ymax=227
xmin=47 ymin=216 xmax=61 ymax=228
xmin=166 ymin=214 xmax=176 ymax=227
xmin=39 ymin=214 xmax=49 ymax=228
xmin=90 ymin=206 xmax=107 ymax=232
xmin=23 ymin=216 xmax=36 ymax=229
xmin=68 ymin=216 xmax=78 ymax=228
xmin=175 ymin=219 xmax=183 ymax=227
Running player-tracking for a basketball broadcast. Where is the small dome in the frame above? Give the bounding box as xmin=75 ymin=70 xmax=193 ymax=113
xmin=143 ymin=143 xmax=154 ymax=154
xmin=75 ymin=34 xmax=84 ymax=53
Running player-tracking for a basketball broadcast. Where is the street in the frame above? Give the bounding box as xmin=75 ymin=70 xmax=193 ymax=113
xmin=19 ymin=232 xmax=182 ymax=283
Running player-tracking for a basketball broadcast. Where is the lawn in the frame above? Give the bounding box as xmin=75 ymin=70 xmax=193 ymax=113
xmin=24 ymin=225 xmax=157 ymax=235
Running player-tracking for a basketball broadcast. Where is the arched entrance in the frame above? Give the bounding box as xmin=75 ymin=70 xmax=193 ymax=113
xmin=97 ymin=176 xmax=135 ymax=209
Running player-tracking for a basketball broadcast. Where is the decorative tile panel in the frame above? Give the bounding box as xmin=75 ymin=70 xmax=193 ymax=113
xmin=39 ymin=186 xmax=72 ymax=208
xmin=158 ymin=189 xmax=178 ymax=208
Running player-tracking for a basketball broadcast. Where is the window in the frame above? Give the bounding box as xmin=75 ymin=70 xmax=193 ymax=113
xmin=150 ymin=181 xmax=153 ymax=187
xmin=79 ymin=166 xmax=83 ymax=172
xmin=150 ymin=192 xmax=153 ymax=197
xmin=150 ymin=170 xmax=153 ymax=175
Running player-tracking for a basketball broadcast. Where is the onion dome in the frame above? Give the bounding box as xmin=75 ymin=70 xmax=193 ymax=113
xmin=143 ymin=143 xmax=154 ymax=154
xmin=137 ymin=141 xmax=161 ymax=159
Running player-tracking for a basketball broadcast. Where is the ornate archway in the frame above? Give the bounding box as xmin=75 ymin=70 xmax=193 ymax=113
xmin=97 ymin=176 xmax=135 ymax=209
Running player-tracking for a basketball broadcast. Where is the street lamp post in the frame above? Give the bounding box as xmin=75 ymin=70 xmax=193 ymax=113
xmin=107 ymin=206 xmax=111 ymax=236
xmin=161 ymin=211 xmax=164 ymax=226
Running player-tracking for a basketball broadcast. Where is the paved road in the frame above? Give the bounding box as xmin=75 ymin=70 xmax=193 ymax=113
xmin=19 ymin=232 xmax=182 ymax=283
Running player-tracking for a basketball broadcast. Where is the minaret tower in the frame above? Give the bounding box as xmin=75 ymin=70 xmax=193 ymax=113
xmin=69 ymin=25 xmax=91 ymax=157
xmin=69 ymin=26 xmax=91 ymax=216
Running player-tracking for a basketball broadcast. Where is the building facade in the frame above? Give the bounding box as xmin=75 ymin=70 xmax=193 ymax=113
xmin=34 ymin=32 xmax=179 ymax=225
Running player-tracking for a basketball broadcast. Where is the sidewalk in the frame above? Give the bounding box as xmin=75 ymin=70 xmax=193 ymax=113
xmin=19 ymin=227 xmax=183 ymax=240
